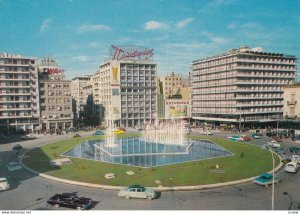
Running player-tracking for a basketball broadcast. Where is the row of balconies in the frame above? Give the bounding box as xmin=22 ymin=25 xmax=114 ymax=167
xmin=236 ymin=65 xmax=295 ymax=71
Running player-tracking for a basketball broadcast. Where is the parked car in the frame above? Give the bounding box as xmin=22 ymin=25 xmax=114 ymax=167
xmin=281 ymin=155 xmax=292 ymax=164
xmin=274 ymin=147 xmax=285 ymax=155
xmin=261 ymin=144 xmax=270 ymax=150
xmin=0 ymin=177 xmax=10 ymax=191
xmin=200 ymin=131 xmax=213 ymax=135
xmin=21 ymin=134 xmax=34 ymax=140
xmin=118 ymin=127 xmax=126 ymax=131
xmin=251 ymin=134 xmax=261 ymax=139
xmin=6 ymin=162 xmax=23 ymax=172
xmin=47 ymin=192 xmax=92 ymax=210
xmin=92 ymin=130 xmax=104 ymax=136
xmin=12 ymin=144 xmax=22 ymax=151
xmin=291 ymin=155 xmax=300 ymax=163
xmin=284 ymin=161 xmax=300 ymax=173
xmin=289 ymin=146 xmax=300 ymax=154
xmin=241 ymin=135 xmax=251 ymax=141
xmin=118 ymin=184 xmax=158 ymax=200
xmin=113 ymin=129 xmax=125 ymax=135
xmin=227 ymin=136 xmax=244 ymax=141
xmin=267 ymin=140 xmax=281 ymax=148
xmin=253 ymin=173 xmax=280 ymax=186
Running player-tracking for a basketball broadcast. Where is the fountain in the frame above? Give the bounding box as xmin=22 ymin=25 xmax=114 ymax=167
xmin=141 ymin=120 xmax=186 ymax=145
xmin=64 ymin=118 xmax=233 ymax=167
xmin=105 ymin=105 xmax=118 ymax=148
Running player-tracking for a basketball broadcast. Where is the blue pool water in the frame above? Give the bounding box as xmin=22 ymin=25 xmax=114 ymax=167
xmin=63 ymin=137 xmax=233 ymax=167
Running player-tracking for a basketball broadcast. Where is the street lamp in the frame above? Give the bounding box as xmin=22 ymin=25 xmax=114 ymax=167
xmin=283 ymin=192 xmax=292 ymax=210
xmin=268 ymin=147 xmax=275 ymax=210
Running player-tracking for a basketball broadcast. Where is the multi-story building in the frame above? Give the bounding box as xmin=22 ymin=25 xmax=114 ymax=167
xmin=71 ymin=76 xmax=91 ymax=121
xmin=0 ymin=53 xmax=40 ymax=134
xmin=91 ymin=72 xmax=101 ymax=123
xmin=160 ymin=72 xmax=182 ymax=99
xmin=97 ymin=45 xmax=157 ymax=127
xmin=192 ymin=46 xmax=297 ymax=127
xmin=38 ymin=57 xmax=73 ymax=132
xmin=283 ymin=84 xmax=300 ymax=120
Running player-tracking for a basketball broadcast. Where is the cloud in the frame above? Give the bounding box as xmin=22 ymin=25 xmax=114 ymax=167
xmin=71 ymin=55 xmax=90 ymax=62
xmin=39 ymin=19 xmax=52 ymax=33
xmin=201 ymin=31 xmax=229 ymax=45
xmin=176 ymin=18 xmax=194 ymax=28
xmin=144 ymin=21 xmax=169 ymax=31
xmin=88 ymin=42 xmax=101 ymax=48
xmin=77 ymin=24 xmax=111 ymax=33
xmin=200 ymin=0 xmax=236 ymax=12
xmin=227 ymin=22 xmax=237 ymax=29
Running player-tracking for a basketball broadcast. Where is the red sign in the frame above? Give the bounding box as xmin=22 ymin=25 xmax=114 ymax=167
xmin=111 ymin=45 xmax=154 ymax=61
xmin=43 ymin=68 xmax=65 ymax=75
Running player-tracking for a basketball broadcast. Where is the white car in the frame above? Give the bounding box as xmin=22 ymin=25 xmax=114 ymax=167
xmin=6 ymin=162 xmax=23 ymax=172
xmin=267 ymin=140 xmax=281 ymax=148
xmin=0 ymin=177 xmax=10 ymax=191
xmin=201 ymin=131 xmax=213 ymax=135
xmin=285 ymin=161 xmax=300 ymax=173
xmin=292 ymin=155 xmax=300 ymax=163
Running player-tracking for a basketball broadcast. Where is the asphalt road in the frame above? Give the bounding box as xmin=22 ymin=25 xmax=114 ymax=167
xmin=0 ymin=130 xmax=300 ymax=210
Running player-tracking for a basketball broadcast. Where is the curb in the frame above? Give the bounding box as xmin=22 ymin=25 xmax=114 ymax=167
xmin=19 ymin=143 xmax=284 ymax=192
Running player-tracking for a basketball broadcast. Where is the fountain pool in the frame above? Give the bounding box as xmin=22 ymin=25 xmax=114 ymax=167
xmin=63 ymin=137 xmax=233 ymax=168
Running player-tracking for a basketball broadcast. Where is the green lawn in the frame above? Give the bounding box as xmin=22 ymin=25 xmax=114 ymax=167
xmin=22 ymin=134 xmax=280 ymax=187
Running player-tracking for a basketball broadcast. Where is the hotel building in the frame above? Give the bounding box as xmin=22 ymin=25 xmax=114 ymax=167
xmin=97 ymin=45 xmax=157 ymax=127
xmin=0 ymin=53 xmax=40 ymax=133
xmin=38 ymin=57 xmax=73 ymax=132
xmin=192 ymin=46 xmax=297 ymax=127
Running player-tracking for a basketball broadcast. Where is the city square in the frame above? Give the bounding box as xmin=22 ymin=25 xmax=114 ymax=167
xmin=1 ymin=0 xmax=300 ymax=212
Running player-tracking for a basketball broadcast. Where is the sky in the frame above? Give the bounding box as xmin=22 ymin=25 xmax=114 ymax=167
xmin=0 ymin=0 xmax=300 ymax=80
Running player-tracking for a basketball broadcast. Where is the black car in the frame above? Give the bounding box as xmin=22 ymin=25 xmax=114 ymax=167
xmin=12 ymin=144 xmax=22 ymax=150
xmin=47 ymin=192 xmax=92 ymax=210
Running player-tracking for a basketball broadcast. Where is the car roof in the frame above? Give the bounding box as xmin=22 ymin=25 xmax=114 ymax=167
xmin=128 ymin=184 xmax=144 ymax=189
xmin=261 ymin=173 xmax=272 ymax=178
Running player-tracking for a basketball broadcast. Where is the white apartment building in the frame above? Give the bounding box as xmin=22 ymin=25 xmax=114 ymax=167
xmin=192 ymin=46 xmax=297 ymax=126
xmin=283 ymin=84 xmax=300 ymax=120
xmin=0 ymin=53 xmax=40 ymax=133
xmin=98 ymin=59 xmax=157 ymax=127
xmin=71 ymin=76 xmax=91 ymax=120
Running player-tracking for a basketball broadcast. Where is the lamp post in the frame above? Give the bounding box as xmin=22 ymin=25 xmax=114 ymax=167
xmin=283 ymin=192 xmax=292 ymax=210
xmin=268 ymin=147 xmax=275 ymax=210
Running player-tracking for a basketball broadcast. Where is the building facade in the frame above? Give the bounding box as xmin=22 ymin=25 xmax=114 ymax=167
xmin=192 ymin=46 xmax=297 ymax=127
xmin=71 ymin=76 xmax=91 ymax=121
xmin=160 ymin=72 xmax=182 ymax=99
xmin=0 ymin=53 xmax=40 ymax=134
xmin=283 ymin=84 xmax=300 ymax=120
xmin=98 ymin=59 xmax=157 ymax=127
xmin=38 ymin=57 xmax=73 ymax=132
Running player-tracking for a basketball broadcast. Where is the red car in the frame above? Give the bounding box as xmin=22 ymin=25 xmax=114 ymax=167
xmin=241 ymin=136 xmax=251 ymax=141
xmin=118 ymin=127 xmax=126 ymax=131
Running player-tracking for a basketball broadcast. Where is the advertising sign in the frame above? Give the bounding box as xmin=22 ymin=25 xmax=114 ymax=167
xmin=110 ymin=45 xmax=154 ymax=62
xmin=42 ymin=67 xmax=65 ymax=75
xmin=165 ymin=100 xmax=191 ymax=118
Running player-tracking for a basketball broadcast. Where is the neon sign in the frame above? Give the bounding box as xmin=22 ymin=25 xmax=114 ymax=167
xmin=43 ymin=68 xmax=65 ymax=75
xmin=110 ymin=45 xmax=154 ymax=61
